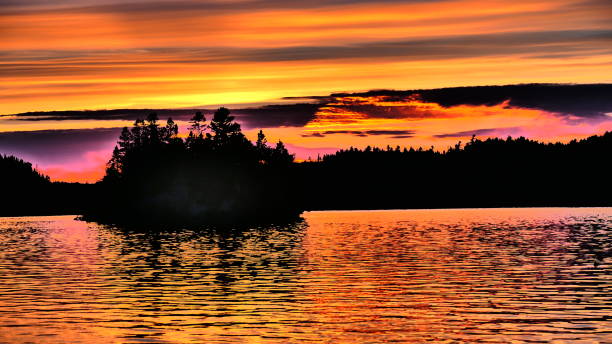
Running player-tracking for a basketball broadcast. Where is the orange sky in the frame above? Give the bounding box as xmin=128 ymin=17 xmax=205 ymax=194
xmin=2 ymin=0 xmax=611 ymax=114
xmin=1 ymin=0 xmax=612 ymax=182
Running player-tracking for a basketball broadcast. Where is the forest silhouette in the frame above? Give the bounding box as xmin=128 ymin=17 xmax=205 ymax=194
xmin=1 ymin=107 xmax=611 ymax=223
xmin=86 ymin=107 xmax=298 ymax=224
xmin=298 ymin=132 xmax=612 ymax=210
xmin=0 ymin=154 xmax=85 ymax=216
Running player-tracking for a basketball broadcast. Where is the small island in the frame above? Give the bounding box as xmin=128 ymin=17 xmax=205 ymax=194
xmin=84 ymin=107 xmax=300 ymax=225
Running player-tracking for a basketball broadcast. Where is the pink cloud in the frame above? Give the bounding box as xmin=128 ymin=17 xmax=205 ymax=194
xmin=41 ymin=149 xmax=111 ymax=183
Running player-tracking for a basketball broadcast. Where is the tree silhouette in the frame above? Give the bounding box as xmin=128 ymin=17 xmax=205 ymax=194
xmin=255 ymin=130 xmax=272 ymax=163
xmin=162 ymin=118 xmax=179 ymax=144
xmin=209 ymin=107 xmax=243 ymax=146
xmin=145 ymin=112 xmax=160 ymax=145
xmin=271 ymin=140 xmax=294 ymax=166
xmin=0 ymin=154 xmax=87 ymax=216
xmin=86 ymin=107 xmax=302 ymax=224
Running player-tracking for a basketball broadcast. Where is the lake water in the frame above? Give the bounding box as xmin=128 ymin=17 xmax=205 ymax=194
xmin=0 ymin=208 xmax=610 ymax=343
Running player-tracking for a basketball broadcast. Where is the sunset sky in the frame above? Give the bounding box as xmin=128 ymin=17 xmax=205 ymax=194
xmin=1 ymin=0 xmax=612 ymax=182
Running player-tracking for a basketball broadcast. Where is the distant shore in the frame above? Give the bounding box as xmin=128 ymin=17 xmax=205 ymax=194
xmin=2 ymin=124 xmax=611 ymax=224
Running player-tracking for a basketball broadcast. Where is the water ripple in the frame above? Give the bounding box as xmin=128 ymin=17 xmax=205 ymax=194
xmin=0 ymin=208 xmax=611 ymax=343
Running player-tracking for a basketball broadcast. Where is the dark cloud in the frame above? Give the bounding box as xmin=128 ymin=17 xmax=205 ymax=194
xmin=366 ymin=130 xmax=416 ymax=136
xmin=434 ymin=127 xmax=522 ymax=138
xmin=233 ymin=104 xmax=319 ymax=128
xmin=421 ymin=84 xmax=612 ymax=119
xmin=7 ymin=109 xmax=207 ymax=122
xmin=302 ymin=129 xmax=415 ymax=138
xmin=301 ymin=132 xmax=325 ymax=138
xmin=326 ymin=83 xmax=612 ymax=118
xmin=5 ymin=103 xmax=319 ymax=128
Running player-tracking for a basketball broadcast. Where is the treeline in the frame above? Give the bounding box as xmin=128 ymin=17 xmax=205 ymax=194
xmin=0 ymin=154 xmax=87 ymax=216
xmin=1 ymin=154 xmax=49 ymax=216
xmin=83 ymin=108 xmax=299 ymax=224
xmin=1 ymin=111 xmax=611 ymax=222
xmin=298 ymin=133 xmax=612 ymax=209
xmin=0 ymin=154 xmax=49 ymax=185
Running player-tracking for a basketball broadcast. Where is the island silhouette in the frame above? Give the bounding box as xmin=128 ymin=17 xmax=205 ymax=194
xmin=1 ymin=107 xmax=611 ymax=224
xmin=87 ymin=107 xmax=299 ymax=225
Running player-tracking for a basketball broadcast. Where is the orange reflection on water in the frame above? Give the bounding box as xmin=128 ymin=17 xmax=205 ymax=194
xmin=0 ymin=208 xmax=610 ymax=343
xmin=297 ymin=208 xmax=612 ymax=342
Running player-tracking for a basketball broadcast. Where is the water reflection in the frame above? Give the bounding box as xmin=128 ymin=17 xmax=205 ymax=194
xmin=0 ymin=208 xmax=610 ymax=343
